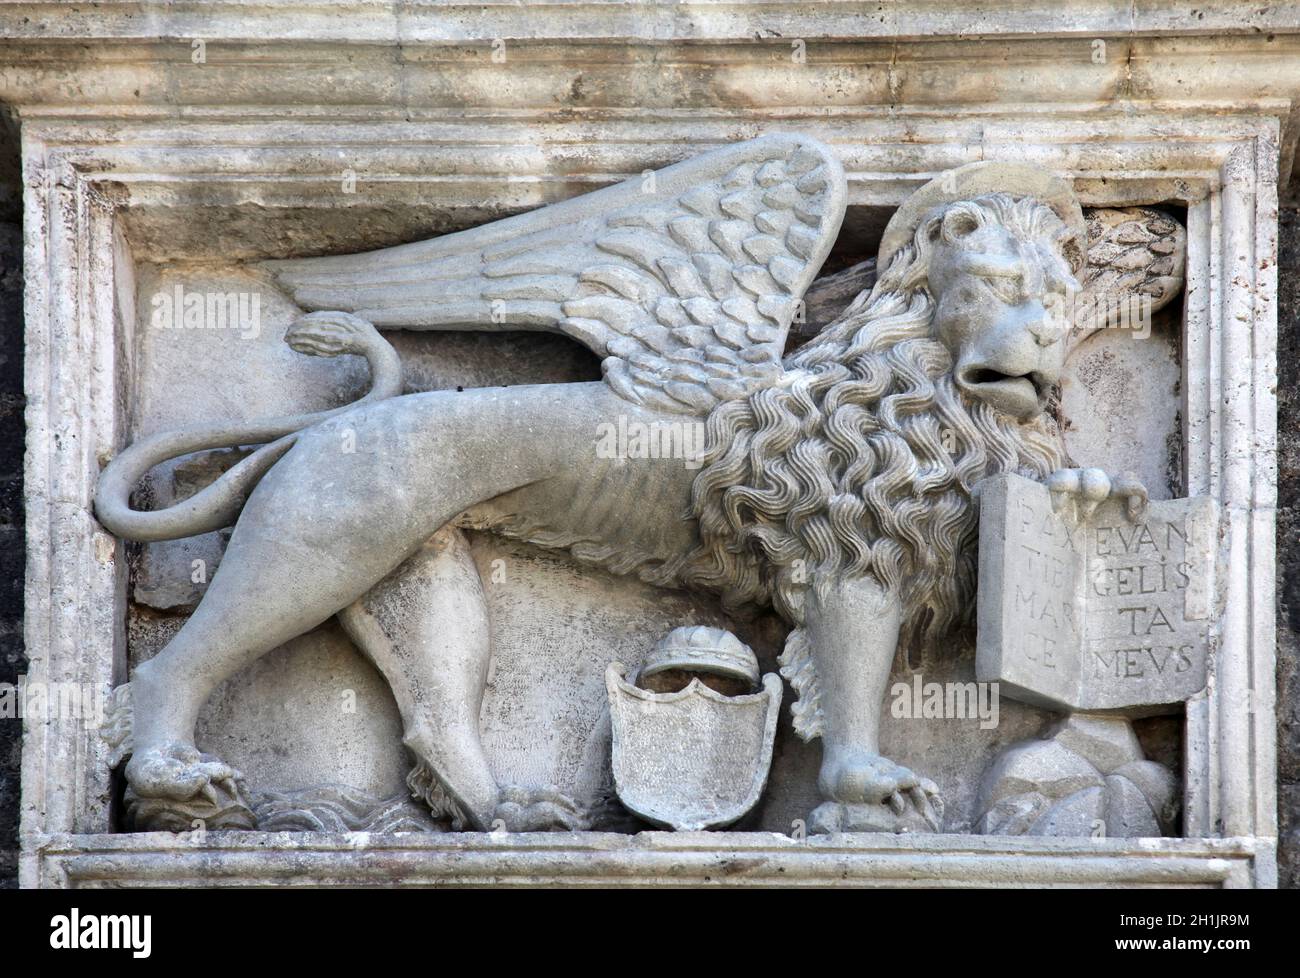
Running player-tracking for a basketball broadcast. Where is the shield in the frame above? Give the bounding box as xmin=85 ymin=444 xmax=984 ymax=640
xmin=605 ymin=663 xmax=782 ymax=831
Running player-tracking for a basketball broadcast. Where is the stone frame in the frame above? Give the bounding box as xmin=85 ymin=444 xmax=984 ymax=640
xmin=18 ymin=108 xmax=1279 ymax=887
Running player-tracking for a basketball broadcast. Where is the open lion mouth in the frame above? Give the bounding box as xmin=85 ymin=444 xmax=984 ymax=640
xmin=957 ymin=366 xmax=1053 ymax=420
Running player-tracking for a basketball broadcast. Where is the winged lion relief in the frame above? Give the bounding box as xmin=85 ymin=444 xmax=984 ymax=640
xmin=95 ymin=135 xmax=1185 ymax=834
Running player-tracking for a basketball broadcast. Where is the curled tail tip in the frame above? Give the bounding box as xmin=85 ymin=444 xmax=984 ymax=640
xmin=285 ymin=311 xmax=379 ymax=358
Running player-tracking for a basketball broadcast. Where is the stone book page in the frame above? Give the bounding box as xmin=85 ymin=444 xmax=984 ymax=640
xmin=977 ymin=474 xmax=1216 ymax=714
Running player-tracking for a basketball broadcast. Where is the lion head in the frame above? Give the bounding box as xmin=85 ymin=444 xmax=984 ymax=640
xmin=682 ymin=191 xmax=1077 ymax=735
xmin=928 ymin=195 xmax=1079 ymax=421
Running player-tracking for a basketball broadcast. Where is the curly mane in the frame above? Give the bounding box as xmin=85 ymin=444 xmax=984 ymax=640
xmin=681 ymin=193 xmax=1069 ymax=738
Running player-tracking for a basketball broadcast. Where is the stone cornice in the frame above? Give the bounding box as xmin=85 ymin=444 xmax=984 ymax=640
xmin=7 ymin=28 xmax=1300 ymax=186
xmin=2 ymin=35 xmax=1298 ymax=114
xmin=1 ymin=1 xmax=1299 ymax=44
xmin=3 ymin=6 xmax=1300 ymax=137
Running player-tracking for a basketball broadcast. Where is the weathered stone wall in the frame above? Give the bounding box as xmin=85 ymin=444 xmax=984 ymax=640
xmin=2 ymin=210 xmax=1295 ymax=886
xmin=0 ymin=113 xmax=25 ymax=889
xmin=1278 ymin=207 xmax=1300 ymax=890
xmin=0 ymin=105 xmax=1293 ymax=888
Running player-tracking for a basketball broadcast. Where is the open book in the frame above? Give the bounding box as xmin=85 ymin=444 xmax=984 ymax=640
xmin=977 ymin=474 xmax=1217 ymax=714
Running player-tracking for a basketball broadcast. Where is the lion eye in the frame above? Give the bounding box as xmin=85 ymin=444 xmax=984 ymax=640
xmin=980 ymin=275 xmax=1023 ymax=303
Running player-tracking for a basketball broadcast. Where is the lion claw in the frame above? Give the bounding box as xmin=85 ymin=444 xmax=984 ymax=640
xmin=809 ymin=784 xmax=944 ymax=835
xmin=491 ymin=786 xmax=589 ymax=832
xmin=1046 ymin=467 xmax=1147 ymax=525
xmin=123 ymin=741 xmax=255 ymax=832
xmin=813 ymin=752 xmax=943 ymax=834
xmin=910 ymin=780 xmax=943 ymax=831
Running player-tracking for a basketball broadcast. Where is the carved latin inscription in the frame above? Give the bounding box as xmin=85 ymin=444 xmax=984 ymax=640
xmin=977 ymin=474 xmax=1216 ymax=713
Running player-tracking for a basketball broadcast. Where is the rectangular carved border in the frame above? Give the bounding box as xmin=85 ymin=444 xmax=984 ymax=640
xmin=18 ymin=111 xmax=1280 ymax=887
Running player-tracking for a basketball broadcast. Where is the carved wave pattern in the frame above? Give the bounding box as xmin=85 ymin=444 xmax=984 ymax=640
xmin=252 ymin=785 xmax=442 ymax=833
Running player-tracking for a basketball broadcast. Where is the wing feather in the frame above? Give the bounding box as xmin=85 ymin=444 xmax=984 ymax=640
xmin=1071 ymin=207 xmax=1186 ymax=353
xmin=264 ymin=134 xmax=847 ymax=414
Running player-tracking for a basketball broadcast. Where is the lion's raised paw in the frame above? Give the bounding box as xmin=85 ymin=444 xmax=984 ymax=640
xmin=1045 ymin=467 xmax=1148 ymax=525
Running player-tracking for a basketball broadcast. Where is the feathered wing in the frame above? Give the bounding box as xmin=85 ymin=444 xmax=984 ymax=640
xmin=265 ymin=134 xmax=847 ymax=415
xmin=1070 ymin=207 xmax=1186 ymax=354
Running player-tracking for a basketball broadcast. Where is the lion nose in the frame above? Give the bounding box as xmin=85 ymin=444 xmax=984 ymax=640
xmin=1027 ymin=316 xmax=1064 ymax=348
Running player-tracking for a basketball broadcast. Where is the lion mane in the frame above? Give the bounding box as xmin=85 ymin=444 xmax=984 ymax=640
xmin=681 ymin=193 xmax=1070 ymax=739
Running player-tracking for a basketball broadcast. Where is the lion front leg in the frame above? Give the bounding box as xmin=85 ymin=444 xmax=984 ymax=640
xmin=798 ymin=573 xmax=944 ymax=834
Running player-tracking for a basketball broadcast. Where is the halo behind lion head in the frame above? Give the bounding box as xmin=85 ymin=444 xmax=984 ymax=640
xmin=877 ymin=161 xmax=1087 ymax=276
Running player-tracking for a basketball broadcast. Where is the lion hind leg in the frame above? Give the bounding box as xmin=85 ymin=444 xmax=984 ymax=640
xmin=101 ymin=680 xmax=258 ymax=831
xmin=112 ymin=391 xmax=568 ymax=832
xmin=339 ymin=525 xmax=501 ymax=831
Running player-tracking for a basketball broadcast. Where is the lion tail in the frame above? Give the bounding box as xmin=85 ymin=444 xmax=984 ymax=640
xmin=94 ymin=313 xmax=403 ymax=543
